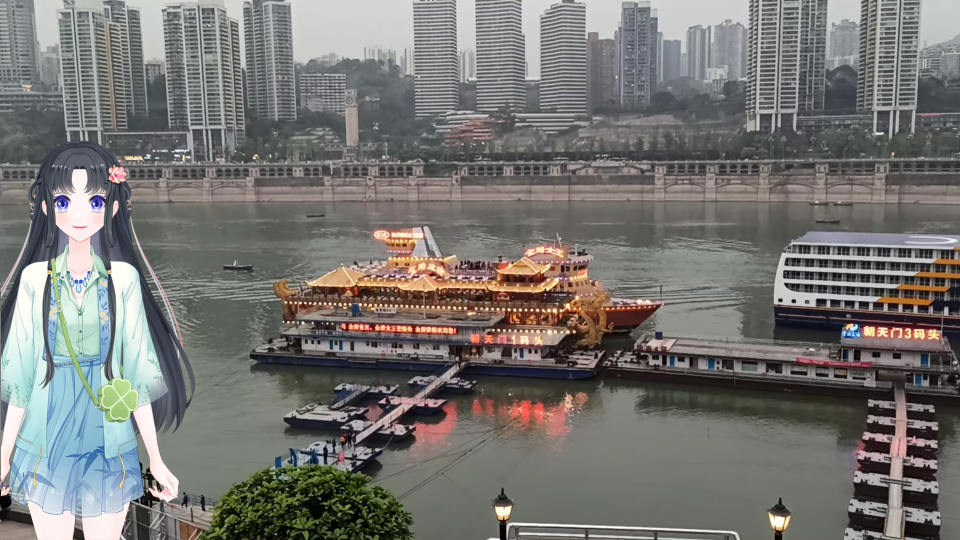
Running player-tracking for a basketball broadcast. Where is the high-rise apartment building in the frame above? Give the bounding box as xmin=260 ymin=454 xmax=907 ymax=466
xmin=300 ymin=73 xmax=346 ymax=115
xmin=103 ymin=1 xmax=147 ymax=117
xmin=39 ymin=45 xmax=61 ymax=89
xmin=799 ymin=0 xmax=827 ymax=112
xmin=661 ymin=39 xmax=682 ymax=83
xmin=858 ymin=0 xmax=921 ymax=137
xmin=746 ymin=0 xmax=826 ymax=132
xmin=0 ymin=0 xmax=38 ymax=84
xmin=540 ymin=0 xmax=586 ymax=114
xmin=144 ymin=59 xmax=164 ymax=83
xmin=476 ymin=0 xmax=525 ymax=112
xmin=588 ymin=32 xmax=617 ymax=109
xmin=712 ymin=20 xmax=747 ymax=80
xmin=163 ymin=0 xmax=245 ymax=161
xmin=244 ymin=0 xmax=296 ymax=121
xmin=829 ymin=19 xmax=858 ymax=59
xmin=413 ymin=0 xmax=458 ymax=118
xmin=618 ymin=1 xmax=658 ymax=107
xmin=59 ymin=0 xmax=117 ymax=144
xmin=459 ymin=49 xmax=476 ymax=82
xmin=686 ymin=25 xmax=711 ymax=81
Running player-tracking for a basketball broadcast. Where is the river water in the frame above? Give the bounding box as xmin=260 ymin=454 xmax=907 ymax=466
xmin=2 ymin=201 xmax=959 ymax=540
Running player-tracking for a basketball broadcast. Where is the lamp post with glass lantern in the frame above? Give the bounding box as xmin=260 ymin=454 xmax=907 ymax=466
xmin=768 ymin=498 xmax=792 ymax=539
xmin=493 ymin=488 xmax=515 ymax=540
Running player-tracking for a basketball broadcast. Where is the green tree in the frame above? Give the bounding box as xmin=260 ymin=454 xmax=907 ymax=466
xmin=205 ymin=466 xmax=413 ymax=540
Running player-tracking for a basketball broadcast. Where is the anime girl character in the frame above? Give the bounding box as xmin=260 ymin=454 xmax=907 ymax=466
xmin=0 ymin=142 xmax=194 ymax=540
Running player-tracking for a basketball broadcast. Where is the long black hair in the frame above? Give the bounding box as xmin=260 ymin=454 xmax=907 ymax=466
xmin=1 ymin=142 xmax=194 ymax=435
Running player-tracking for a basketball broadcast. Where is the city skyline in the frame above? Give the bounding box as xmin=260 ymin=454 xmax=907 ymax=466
xmin=31 ymin=0 xmax=957 ymax=78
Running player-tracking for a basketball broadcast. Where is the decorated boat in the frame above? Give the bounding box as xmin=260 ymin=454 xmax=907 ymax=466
xmin=251 ymin=227 xmax=663 ymax=379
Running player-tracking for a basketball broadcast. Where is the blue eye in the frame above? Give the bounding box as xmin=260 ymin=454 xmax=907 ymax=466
xmin=91 ymin=196 xmax=106 ymax=213
xmin=54 ymin=196 xmax=69 ymax=213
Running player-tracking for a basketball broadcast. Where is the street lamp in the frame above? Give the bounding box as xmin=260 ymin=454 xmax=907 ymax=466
xmin=767 ymin=498 xmax=792 ymax=539
xmin=493 ymin=488 xmax=515 ymax=540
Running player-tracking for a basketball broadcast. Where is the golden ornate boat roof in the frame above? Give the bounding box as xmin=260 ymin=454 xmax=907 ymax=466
xmin=306 ymin=266 xmax=366 ymax=288
xmin=497 ymin=257 xmax=551 ymax=276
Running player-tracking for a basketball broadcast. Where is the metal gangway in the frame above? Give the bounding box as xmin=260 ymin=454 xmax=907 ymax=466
xmin=330 ymin=384 xmax=370 ymax=410
xmin=490 ymin=523 xmax=742 ymax=540
xmin=355 ymin=363 xmax=462 ymax=444
xmin=883 ymin=386 xmax=908 ymax=539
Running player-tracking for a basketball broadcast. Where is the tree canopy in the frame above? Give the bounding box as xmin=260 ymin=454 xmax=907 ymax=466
xmin=204 ymin=466 xmax=413 ymax=540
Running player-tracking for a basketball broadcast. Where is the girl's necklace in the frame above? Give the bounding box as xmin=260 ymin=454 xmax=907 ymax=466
xmin=66 ymin=269 xmax=92 ymax=294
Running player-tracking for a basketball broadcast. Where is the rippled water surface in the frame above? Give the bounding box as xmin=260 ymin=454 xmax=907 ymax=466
xmin=2 ymin=202 xmax=959 ymax=540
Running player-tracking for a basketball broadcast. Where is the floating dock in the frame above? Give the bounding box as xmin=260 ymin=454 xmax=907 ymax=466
xmin=330 ymin=383 xmax=399 ymax=409
xmin=862 ymin=432 xmax=938 ymax=460
xmin=866 ymin=415 xmax=939 ymax=440
xmin=283 ymin=404 xmax=368 ymax=430
xmin=848 ymin=387 xmax=942 ymax=539
xmin=408 ymin=375 xmax=477 ymax=394
xmin=274 ymin=363 xmax=463 ymax=470
xmin=277 ymin=441 xmax=382 ymax=473
xmin=378 ymin=395 xmax=447 ymax=415
xmin=868 ymin=400 xmax=936 ymax=421
xmin=847 ymin=500 xmax=941 ymax=538
xmin=843 ymin=529 xmax=926 ymax=540
xmin=341 ymin=419 xmax=416 ymax=442
xmin=852 ymin=471 xmax=939 ymax=507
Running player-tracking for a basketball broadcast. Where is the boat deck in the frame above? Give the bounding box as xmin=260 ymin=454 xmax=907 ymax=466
xmin=634 ymin=332 xmax=837 ymax=364
xmin=297 ymin=307 xmax=504 ymax=328
xmin=281 ymin=441 xmax=382 ymax=473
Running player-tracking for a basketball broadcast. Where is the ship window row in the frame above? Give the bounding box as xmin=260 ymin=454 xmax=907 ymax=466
xmin=802 ymin=297 xmax=960 ymax=316
xmin=790 ymin=245 xmax=950 ymax=259
xmin=785 ymin=282 xmax=951 ymax=300
xmin=647 ymin=354 xmax=870 ymax=381
xmin=783 ymin=270 xmax=944 ymax=286
xmin=784 ymin=258 xmax=949 ymax=273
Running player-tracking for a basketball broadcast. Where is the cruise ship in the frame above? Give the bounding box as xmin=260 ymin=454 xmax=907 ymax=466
xmin=774 ymin=232 xmax=960 ymax=333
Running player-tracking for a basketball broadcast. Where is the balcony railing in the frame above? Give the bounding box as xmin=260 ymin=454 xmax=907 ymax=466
xmin=487 ymin=523 xmax=742 ymax=540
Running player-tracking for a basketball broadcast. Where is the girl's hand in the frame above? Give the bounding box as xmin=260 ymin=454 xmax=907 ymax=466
xmin=147 ymin=460 xmax=178 ymax=502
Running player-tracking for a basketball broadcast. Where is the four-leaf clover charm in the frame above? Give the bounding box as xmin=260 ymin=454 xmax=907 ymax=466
xmin=98 ymin=378 xmax=139 ymax=422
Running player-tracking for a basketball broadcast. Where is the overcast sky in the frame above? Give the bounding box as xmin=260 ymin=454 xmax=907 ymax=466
xmin=34 ymin=0 xmax=957 ymax=77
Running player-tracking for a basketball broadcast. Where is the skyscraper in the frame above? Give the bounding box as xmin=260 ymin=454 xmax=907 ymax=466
xmin=163 ymin=0 xmax=245 ymax=161
xmin=618 ymin=1 xmax=658 ymax=107
xmin=476 ymin=0 xmax=525 ymax=112
xmin=459 ymin=49 xmax=476 ymax=82
xmin=300 ymin=73 xmax=346 ymax=115
xmin=540 ymin=0 xmax=586 ymax=114
xmin=746 ymin=0 xmax=826 ymax=132
xmin=59 ymin=0 xmax=117 ymax=143
xmin=243 ymin=0 xmax=296 ymax=121
xmin=413 ymin=0 xmax=458 ymax=118
xmin=712 ymin=20 xmax=747 ymax=80
xmin=103 ymin=1 xmax=147 ymax=117
xmin=588 ymin=32 xmax=617 ymax=109
xmin=661 ymin=39 xmax=682 ymax=83
xmin=686 ymin=25 xmax=711 ymax=81
xmin=144 ymin=59 xmax=164 ymax=83
xmin=0 ymin=0 xmax=38 ymax=85
xmin=858 ymin=0 xmax=921 ymax=137
xmin=39 ymin=45 xmax=61 ymax=89
xmin=829 ymin=19 xmax=858 ymax=68
xmin=799 ymin=0 xmax=827 ymax=112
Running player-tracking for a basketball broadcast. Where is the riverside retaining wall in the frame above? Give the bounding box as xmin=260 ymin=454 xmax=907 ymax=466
xmin=4 ymin=160 xmax=960 ymax=204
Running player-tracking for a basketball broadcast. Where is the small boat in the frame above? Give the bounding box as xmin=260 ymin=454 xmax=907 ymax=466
xmin=306 ymin=214 xmax=325 ymax=218
xmin=815 ymin=219 xmax=841 ymax=224
xmin=224 ymin=260 xmax=254 ymax=271
xmin=809 ymin=201 xmax=829 ymax=206
xmin=832 ymin=201 xmax=853 ymax=206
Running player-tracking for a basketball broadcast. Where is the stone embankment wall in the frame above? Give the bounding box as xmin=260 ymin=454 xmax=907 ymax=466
xmin=3 ymin=161 xmax=960 ymax=204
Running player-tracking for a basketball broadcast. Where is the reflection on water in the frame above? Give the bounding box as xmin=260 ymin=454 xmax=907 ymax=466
xmin=2 ymin=202 xmax=959 ymax=540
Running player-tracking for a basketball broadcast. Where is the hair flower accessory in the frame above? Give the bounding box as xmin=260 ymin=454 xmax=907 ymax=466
xmin=108 ymin=166 xmax=127 ymax=184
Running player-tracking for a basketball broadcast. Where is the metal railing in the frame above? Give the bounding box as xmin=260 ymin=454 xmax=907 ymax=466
xmin=493 ymin=523 xmax=742 ymax=540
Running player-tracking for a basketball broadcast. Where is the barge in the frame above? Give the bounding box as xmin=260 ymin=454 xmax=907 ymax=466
xmin=861 ymin=432 xmax=938 ymax=459
xmin=847 ymin=499 xmax=940 ymax=538
xmin=609 ymin=323 xmax=960 ymax=404
xmin=408 ymin=375 xmax=477 ymax=394
xmin=341 ymin=419 xmax=416 ymax=442
xmin=276 ymin=442 xmax=382 ymax=473
xmin=774 ymin=231 xmax=960 ymax=333
xmin=852 ymin=471 xmax=939 ymax=508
